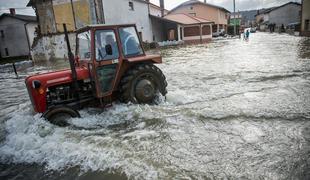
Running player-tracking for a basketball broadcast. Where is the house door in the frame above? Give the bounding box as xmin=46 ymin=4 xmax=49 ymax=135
xmin=168 ymin=29 xmax=175 ymax=40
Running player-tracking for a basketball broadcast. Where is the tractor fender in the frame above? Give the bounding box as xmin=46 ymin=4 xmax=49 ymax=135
xmin=125 ymin=54 xmax=162 ymax=64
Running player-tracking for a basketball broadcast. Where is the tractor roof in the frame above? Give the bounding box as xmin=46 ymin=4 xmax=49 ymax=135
xmin=76 ymin=24 xmax=137 ymax=33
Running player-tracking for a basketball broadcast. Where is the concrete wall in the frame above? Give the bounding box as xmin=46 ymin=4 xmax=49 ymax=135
xmin=301 ymin=0 xmax=310 ymax=36
xmin=169 ymin=3 xmax=229 ymax=28
xmin=269 ymin=3 xmax=301 ymax=27
xmin=150 ymin=17 xmax=165 ymax=42
xmin=0 ymin=17 xmax=32 ymax=58
xmin=149 ymin=4 xmax=168 ymax=17
xmin=52 ymin=0 xmax=76 ymax=32
xmin=26 ymin=22 xmax=37 ymax=47
xmin=36 ymin=0 xmax=57 ymax=34
xmin=31 ymin=33 xmax=76 ymax=62
xmin=103 ymin=0 xmax=152 ymax=42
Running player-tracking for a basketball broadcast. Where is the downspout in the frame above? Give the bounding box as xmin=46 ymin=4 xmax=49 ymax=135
xmin=95 ymin=0 xmax=105 ymax=24
xmin=146 ymin=0 xmax=150 ymax=15
xmin=70 ymin=0 xmax=77 ymax=30
xmin=24 ymin=22 xmax=32 ymax=59
xmin=300 ymin=0 xmax=303 ymax=36
xmin=93 ymin=0 xmax=100 ymax=24
xmin=101 ymin=0 xmax=105 ymax=24
xmin=200 ymin=23 xmax=202 ymax=43
xmin=51 ymin=0 xmax=57 ymax=33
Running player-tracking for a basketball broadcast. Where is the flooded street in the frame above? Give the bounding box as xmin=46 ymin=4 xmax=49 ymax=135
xmin=0 ymin=32 xmax=310 ymax=179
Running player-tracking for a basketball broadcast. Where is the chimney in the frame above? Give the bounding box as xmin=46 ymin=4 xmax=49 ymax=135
xmin=160 ymin=0 xmax=165 ymax=17
xmin=9 ymin=8 xmax=16 ymax=15
xmin=204 ymin=0 xmax=207 ymax=3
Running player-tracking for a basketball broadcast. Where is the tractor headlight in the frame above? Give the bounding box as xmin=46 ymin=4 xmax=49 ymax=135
xmin=32 ymin=80 xmax=41 ymax=89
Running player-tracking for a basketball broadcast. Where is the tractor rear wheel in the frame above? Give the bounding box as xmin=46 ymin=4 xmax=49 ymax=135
xmin=119 ymin=64 xmax=167 ymax=104
xmin=42 ymin=106 xmax=80 ymax=127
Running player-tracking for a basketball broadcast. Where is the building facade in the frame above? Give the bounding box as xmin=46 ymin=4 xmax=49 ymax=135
xmin=255 ymin=2 xmax=301 ymax=31
xmin=103 ymin=0 xmax=152 ymax=42
xmin=268 ymin=2 xmax=301 ymax=28
xmin=0 ymin=12 xmax=37 ymax=60
xmin=301 ymin=0 xmax=310 ymax=36
xmin=230 ymin=12 xmax=242 ymax=26
xmin=27 ymin=0 xmax=154 ymax=61
xmin=168 ymin=0 xmax=230 ymax=33
xmin=149 ymin=2 xmax=168 ymax=17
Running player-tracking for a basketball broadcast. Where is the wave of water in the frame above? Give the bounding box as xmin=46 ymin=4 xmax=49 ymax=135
xmin=0 ymin=33 xmax=310 ymax=179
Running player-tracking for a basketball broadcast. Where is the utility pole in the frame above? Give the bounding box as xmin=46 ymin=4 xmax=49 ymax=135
xmin=233 ymin=0 xmax=236 ymax=36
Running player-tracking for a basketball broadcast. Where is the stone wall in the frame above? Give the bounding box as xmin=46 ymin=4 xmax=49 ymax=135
xmin=31 ymin=33 xmax=76 ymax=62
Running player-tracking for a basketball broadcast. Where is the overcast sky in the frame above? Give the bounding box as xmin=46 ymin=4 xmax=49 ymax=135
xmin=0 ymin=0 xmax=302 ymax=16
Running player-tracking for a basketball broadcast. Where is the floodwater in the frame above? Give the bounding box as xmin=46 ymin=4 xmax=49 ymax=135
xmin=0 ymin=32 xmax=310 ymax=180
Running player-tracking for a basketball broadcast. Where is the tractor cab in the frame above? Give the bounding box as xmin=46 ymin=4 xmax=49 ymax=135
xmin=25 ymin=24 xmax=167 ymax=126
xmin=76 ymin=24 xmax=159 ymax=98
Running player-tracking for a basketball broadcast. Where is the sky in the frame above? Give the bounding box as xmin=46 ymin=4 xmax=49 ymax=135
xmin=0 ymin=0 xmax=302 ymax=16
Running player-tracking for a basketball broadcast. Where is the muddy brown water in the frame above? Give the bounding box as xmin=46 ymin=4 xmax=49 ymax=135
xmin=0 ymin=32 xmax=310 ymax=180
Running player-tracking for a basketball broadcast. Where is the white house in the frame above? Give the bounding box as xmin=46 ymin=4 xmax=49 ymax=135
xmin=103 ymin=0 xmax=153 ymax=42
xmin=0 ymin=11 xmax=37 ymax=60
xmin=149 ymin=2 xmax=168 ymax=17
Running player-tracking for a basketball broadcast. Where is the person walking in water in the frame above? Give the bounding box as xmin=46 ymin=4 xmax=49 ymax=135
xmin=245 ymin=29 xmax=250 ymax=41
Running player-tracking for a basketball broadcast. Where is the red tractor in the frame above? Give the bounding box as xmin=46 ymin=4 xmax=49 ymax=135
xmin=25 ymin=24 xmax=167 ymax=126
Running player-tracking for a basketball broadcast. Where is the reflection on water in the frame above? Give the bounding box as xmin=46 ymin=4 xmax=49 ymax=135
xmin=0 ymin=32 xmax=310 ymax=180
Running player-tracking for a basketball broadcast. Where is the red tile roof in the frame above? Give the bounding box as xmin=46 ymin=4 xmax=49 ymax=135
xmin=164 ymin=13 xmax=213 ymax=25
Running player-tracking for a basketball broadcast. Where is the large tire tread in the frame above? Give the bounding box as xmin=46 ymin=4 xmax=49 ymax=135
xmin=119 ymin=64 xmax=167 ymax=103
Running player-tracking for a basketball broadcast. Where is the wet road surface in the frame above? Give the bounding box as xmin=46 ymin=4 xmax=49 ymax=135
xmin=0 ymin=32 xmax=310 ymax=179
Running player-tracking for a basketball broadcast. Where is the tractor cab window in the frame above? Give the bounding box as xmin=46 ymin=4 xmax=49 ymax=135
xmin=77 ymin=31 xmax=91 ymax=60
xmin=95 ymin=30 xmax=119 ymax=61
xmin=119 ymin=27 xmax=143 ymax=58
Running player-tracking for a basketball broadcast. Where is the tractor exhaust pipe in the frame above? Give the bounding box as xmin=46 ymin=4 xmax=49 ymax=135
xmin=63 ymin=24 xmax=80 ymax=103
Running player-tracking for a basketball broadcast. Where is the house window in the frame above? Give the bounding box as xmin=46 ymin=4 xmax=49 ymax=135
xmin=184 ymin=26 xmax=200 ymax=37
xmin=129 ymin=1 xmax=134 ymax=10
xmin=0 ymin=30 xmax=4 ymax=38
xmin=305 ymin=19 xmax=310 ymax=31
xmin=168 ymin=29 xmax=176 ymax=40
xmin=190 ymin=6 xmax=193 ymax=10
xmin=5 ymin=48 xmax=9 ymax=56
xmin=212 ymin=24 xmax=218 ymax=32
xmin=202 ymin=25 xmax=211 ymax=35
xmin=189 ymin=13 xmax=196 ymax=17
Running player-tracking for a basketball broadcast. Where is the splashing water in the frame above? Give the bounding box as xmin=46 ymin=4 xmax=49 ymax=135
xmin=0 ymin=33 xmax=310 ymax=179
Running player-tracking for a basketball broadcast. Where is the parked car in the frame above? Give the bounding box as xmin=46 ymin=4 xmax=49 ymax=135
xmin=250 ymin=27 xmax=257 ymax=33
xmin=213 ymin=29 xmax=225 ymax=37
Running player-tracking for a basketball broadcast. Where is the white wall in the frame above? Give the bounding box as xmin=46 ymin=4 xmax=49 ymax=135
xmin=102 ymin=0 xmax=153 ymax=42
xmin=269 ymin=3 xmax=301 ymax=27
xmin=149 ymin=4 xmax=168 ymax=17
xmin=25 ymin=22 xmax=38 ymax=47
xmin=263 ymin=14 xmax=269 ymax=22
xmin=0 ymin=17 xmax=31 ymax=58
xmin=31 ymin=33 xmax=76 ymax=62
xmin=149 ymin=5 xmax=162 ymax=17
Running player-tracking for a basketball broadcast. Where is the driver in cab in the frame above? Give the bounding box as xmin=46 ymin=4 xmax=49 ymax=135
xmin=96 ymin=34 xmax=119 ymax=60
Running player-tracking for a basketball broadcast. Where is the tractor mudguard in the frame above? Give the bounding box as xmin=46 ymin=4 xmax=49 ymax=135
xmin=125 ymin=54 xmax=162 ymax=64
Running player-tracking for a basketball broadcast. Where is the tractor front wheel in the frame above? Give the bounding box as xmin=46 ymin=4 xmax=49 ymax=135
xmin=119 ymin=64 xmax=167 ymax=104
xmin=42 ymin=106 xmax=80 ymax=127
